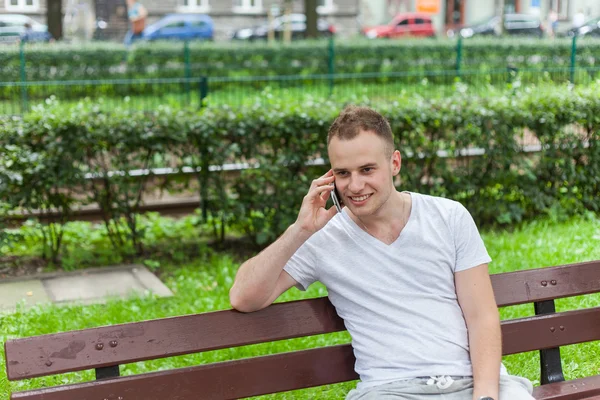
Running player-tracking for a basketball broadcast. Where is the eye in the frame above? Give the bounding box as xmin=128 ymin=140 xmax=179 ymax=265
xmin=362 ymin=167 xmax=373 ymax=173
xmin=336 ymin=171 xmax=348 ymax=177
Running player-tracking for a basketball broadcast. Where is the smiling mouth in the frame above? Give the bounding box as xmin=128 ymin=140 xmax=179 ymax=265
xmin=349 ymin=194 xmax=372 ymax=202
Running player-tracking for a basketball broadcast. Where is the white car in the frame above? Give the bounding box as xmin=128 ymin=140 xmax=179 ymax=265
xmin=0 ymin=14 xmax=52 ymax=44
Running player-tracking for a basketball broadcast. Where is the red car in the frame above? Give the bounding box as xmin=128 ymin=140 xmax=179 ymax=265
xmin=363 ymin=12 xmax=436 ymax=39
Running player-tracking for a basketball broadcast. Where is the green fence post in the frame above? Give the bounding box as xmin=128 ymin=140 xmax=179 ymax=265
xmin=19 ymin=40 xmax=28 ymax=114
xmin=570 ymin=34 xmax=577 ymax=84
xmin=328 ymin=35 xmax=335 ymax=96
xmin=455 ymin=36 xmax=463 ymax=80
xmin=507 ymin=66 xmax=518 ymax=85
xmin=184 ymin=40 xmax=191 ymax=105
xmin=198 ymin=76 xmax=208 ymax=109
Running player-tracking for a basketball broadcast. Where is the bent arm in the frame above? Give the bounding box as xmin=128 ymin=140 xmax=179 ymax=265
xmin=231 ymin=170 xmax=337 ymax=313
xmin=455 ymin=264 xmax=501 ymax=400
xmin=229 ymin=223 xmax=311 ymax=313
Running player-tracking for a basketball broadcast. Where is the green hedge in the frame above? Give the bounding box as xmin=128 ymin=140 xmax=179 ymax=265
xmin=1 ymin=37 xmax=599 ymax=83
xmin=1 ymin=85 xmax=599 ymax=262
xmin=2 ymin=38 xmax=599 ymax=107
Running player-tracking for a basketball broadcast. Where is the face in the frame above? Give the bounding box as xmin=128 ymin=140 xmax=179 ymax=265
xmin=328 ymin=130 xmax=401 ymax=218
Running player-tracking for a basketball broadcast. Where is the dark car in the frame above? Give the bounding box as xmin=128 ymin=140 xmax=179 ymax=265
xmin=125 ymin=13 xmax=213 ymax=45
xmin=0 ymin=14 xmax=52 ymax=44
xmin=564 ymin=16 xmax=600 ymax=37
xmin=231 ymin=13 xmax=335 ymax=41
xmin=447 ymin=14 xmax=544 ymax=38
xmin=362 ymin=12 xmax=436 ymax=39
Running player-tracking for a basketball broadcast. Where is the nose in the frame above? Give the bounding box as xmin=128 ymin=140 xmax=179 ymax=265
xmin=347 ymin=174 xmax=364 ymax=194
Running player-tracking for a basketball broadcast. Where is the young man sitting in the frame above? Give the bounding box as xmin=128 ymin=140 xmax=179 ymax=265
xmin=230 ymin=106 xmax=534 ymax=400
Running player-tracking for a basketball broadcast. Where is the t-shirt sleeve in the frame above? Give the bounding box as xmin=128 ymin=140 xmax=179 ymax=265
xmin=452 ymin=202 xmax=492 ymax=272
xmin=283 ymin=239 xmax=318 ymax=291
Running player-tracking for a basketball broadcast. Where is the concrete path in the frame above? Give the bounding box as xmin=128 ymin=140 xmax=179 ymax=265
xmin=0 ymin=265 xmax=173 ymax=312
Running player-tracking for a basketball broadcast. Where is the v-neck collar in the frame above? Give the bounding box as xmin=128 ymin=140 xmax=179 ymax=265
xmin=341 ymin=191 xmax=415 ymax=248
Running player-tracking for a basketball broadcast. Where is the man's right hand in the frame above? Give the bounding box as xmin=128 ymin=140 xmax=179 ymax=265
xmin=294 ymin=169 xmax=338 ymax=236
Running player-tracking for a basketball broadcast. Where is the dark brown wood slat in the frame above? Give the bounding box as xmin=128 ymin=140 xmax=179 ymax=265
xmin=11 ymin=344 xmax=358 ymax=400
xmin=501 ymin=307 xmax=600 ymax=355
xmin=533 ymin=375 xmax=600 ymax=400
xmin=5 ymin=297 xmax=345 ymax=381
xmin=491 ymin=261 xmax=600 ymax=307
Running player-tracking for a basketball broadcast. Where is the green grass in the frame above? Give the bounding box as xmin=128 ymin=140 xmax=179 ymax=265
xmin=1 ymin=214 xmax=600 ymax=399
xmin=2 ymin=66 xmax=599 ymax=115
xmin=2 ymin=212 xmax=235 ymax=271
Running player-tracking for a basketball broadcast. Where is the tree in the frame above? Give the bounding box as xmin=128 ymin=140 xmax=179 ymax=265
xmin=305 ymin=0 xmax=318 ymax=39
xmin=496 ymin=0 xmax=505 ymax=35
xmin=47 ymin=0 xmax=63 ymax=40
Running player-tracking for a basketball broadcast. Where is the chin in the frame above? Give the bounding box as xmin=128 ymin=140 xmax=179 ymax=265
xmin=348 ymin=202 xmax=376 ymax=216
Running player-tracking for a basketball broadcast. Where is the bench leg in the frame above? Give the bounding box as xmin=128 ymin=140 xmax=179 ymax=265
xmin=534 ymin=300 xmax=566 ymax=385
xmin=96 ymin=365 xmax=120 ymax=380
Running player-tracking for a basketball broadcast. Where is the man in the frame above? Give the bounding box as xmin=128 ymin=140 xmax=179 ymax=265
xmin=124 ymin=0 xmax=147 ymax=45
xmin=230 ymin=106 xmax=534 ymax=400
xmin=20 ymin=22 xmax=34 ymax=43
xmin=547 ymin=10 xmax=558 ymax=38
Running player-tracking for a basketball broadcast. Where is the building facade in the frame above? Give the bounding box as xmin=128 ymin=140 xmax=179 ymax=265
xmin=1 ymin=0 xmax=47 ymax=20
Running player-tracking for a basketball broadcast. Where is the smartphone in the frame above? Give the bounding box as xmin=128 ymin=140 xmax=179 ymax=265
xmin=330 ymin=182 xmax=343 ymax=213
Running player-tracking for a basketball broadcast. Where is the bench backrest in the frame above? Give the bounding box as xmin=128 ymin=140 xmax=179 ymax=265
xmin=5 ymin=260 xmax=600 ymax=400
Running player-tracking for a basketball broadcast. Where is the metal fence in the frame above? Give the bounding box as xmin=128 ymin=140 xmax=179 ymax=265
xmin=1 ymin=34 xmax=599 ymax=114
xmin=1 ymin=64 xmax=599 ymax=115
xmin=3 ymin=36 xmax=597 ymax=81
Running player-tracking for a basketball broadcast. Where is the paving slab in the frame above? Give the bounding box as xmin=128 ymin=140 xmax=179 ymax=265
xmin=0 ymin=280 xmax=50 ymax=311
xmin=0 ymin=265 xmax=173 ymax=312
xmin=44 ymin=270 xmax=147 ymax=302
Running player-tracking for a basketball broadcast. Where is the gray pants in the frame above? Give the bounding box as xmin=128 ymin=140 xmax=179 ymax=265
xmin=346 ymin=375 xmax=534 ymax=400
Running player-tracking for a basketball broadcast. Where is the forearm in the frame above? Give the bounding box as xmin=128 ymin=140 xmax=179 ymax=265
xmin=469 ymin=314 xmax=502 ymax=400
xmin=230 ymin=223 xmax=310 ymax=311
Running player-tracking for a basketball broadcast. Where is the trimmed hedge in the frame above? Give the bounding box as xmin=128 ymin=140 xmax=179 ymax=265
xmin=2 ymin=38 xmax=599 ymax=107
xmin=1 ymin=37 xmax=599 ymax=83
xmin=1 ymin=84 xmax=599 ymax=261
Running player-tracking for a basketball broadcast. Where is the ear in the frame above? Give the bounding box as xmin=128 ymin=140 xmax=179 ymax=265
xmin=391 ymin=150 xmax=401 ymax=176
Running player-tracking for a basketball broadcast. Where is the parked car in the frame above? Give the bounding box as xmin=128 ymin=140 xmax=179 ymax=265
xmin=564 ymin=16 xmax=600 ymax=37
xmin=362 ymin=12 xmax=436 ymax=39
xmin=231 ymin=13 xmax=335 ymax=41
xmin=0 ymin=14 xmax=52 ymax=44
xmin=125 ymin=13 xmax=213 ymax=45
xmin=447 ymin=14 xmax=544 ymax=38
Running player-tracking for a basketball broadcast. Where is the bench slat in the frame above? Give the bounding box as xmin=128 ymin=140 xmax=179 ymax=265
xmin=10 ymin=344 xmax=358 ymax=400
xmin=6 ymin=261 xmax=600 ymax=383
xmin=491 ymin=260 xmax=600 ymax=307
xmin=9 ymin=306 xmax=600 ymax=398
xmin=502 ymin=306 xmax=600 ymax=355
xmin=533 ymin=375 xmax=600 ymax=400
xmin=5 ymin=297 xmax=345 ymax=380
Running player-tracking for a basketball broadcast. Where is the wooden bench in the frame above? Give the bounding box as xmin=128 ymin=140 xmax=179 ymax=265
xmin=4 ymin=260 xmax=600 ymax=400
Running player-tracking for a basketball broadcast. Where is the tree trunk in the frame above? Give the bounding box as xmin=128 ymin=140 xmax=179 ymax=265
xmin=47 ymin=0 xmax=63 ymax=40
xmin=305 ymin=0 xmax=318 ymax=39
xmin=283 ymin=1 xmax=292 ymax=43
xmin=496 ymin=0 xmax=505 ymax=35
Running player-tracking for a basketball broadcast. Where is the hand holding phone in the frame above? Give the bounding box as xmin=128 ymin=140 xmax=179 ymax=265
xmin=294 ymin=170 xmax=339 ymax=236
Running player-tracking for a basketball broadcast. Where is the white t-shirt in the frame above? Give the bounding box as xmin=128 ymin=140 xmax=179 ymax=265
xmin=284 ymin=192 xmax=500 ymax=390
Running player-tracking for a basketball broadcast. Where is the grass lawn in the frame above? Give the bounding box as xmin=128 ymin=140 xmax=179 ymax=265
xmin=1 ymin=214 xmax=600 ymax=399
xmin=3 ymin=67 xmax=598 ymax=116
